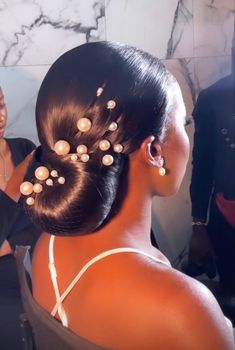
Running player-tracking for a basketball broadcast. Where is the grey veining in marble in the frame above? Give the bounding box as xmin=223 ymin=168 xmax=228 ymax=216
xmin=0 ymin=0 xmax=105 ymax=66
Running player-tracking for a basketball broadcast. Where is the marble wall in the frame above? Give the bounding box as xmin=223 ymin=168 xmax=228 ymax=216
xmin=1 ymin=0 xmax=234 ymax=261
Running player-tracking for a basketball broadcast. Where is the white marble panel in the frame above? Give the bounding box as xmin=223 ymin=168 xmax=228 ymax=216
xmin=194 ymin=55 xmax=232 ymax=93
xmin=194 ymin=0 xmax=235 ymax=57
xmin=106 ymin=0 xmax=193 ymax=59
xmin=0 ymin=0 xmax=105 ymax=66
xmin=0 ymin=65 xmax=49 ymax=144
xmin=162 ymin=58 xmax=195 ymax=114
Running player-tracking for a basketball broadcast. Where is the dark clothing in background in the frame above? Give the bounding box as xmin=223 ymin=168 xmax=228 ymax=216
xmin=190 ymin=75 xmax=235 ymax=289
xmin=0 ymin=138 xmax=41 ymax=350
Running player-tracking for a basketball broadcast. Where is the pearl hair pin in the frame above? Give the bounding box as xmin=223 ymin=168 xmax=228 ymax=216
xmin=33 ymin=183 xmax=43 ymax=193
xmin=51 ymin=170 xmax=58 ymax=177
xmin=20 ymin=181 xmax=34 ymax=196
xmin=108 ymin=122 xmax=118 ymax=131
xmin=81 ymin=153 xmax=90 ymax=162
xmin=35 ymin=166 xmax=49 ymax=181
xmin=107 ymin=100 xmax=116 ymax=110
xmin=76 ymin=145 xmax=88 ymax=155
xmin=77 ymin=117 xmax=92 ymax=132
xmin=102 ymin=154 xmax=114 ymax=166
xmin=26 ymin=197 xmax=35 ymax=206
xmin=54 ymin=140 xmax=70 ymax=156
xmin=71 ymin=154 xmax=78 ymax=161
xmin=96 ymin=87 xmax=104 ymax=97
xmin=46 ymin=179 xmax=53 ymax=186
xmin=20 ymin=166 xmax=66 ymax=205
xmin=99 ymin=139 xmax=111 ymax=151
xmin=113 ymin=144 xmax=123 ymax=153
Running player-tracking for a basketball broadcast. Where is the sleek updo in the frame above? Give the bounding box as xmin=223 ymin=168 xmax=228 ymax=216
xmin=28 ymin=42 xmax=172 ymax=235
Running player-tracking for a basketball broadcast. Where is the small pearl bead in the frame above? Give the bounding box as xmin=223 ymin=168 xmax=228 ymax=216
xmin=80 ymin=153 xmax=90 ymax=162
xmin=77 ymin=118 xmax=92 ymax=132
xmin=159 ymin=167 xmax=166 ymax=176
xmin=35 ymin=166 xmax=49 ymax=181
xmin=46 ymin=178 xmax=53 ymax=186
xmin=54 ymin=140 xmax=70 ymax=155
xmin=96 ymin=87 xmax=104 ymax=97
xmin=76 ymin=145 xmax=88 ymax=155
xmin=102 ymin=154 xmax=114 ymax=166
xmin=20 ymin=181 xmax=34 ymax=196
xmin=113 ymin=144 xmax=123 ymax=153
xmin=33 ymin=183 xmax=43 ymax=193
xmin=26 ymin=197 xmax=35 ymax=206
xmin=99 ymin=139 xmax=110 ymax=151
xmin=58 ymin=176 xmax=65 ymax=184
xmin=51 ymin=170 xmax=58 ymax=177
xmin=107 ymin=100 xmax=116 ymax=110
xmin=108 ymin=122 xmax=118 ymax=131
xmin=71 ymin=154 xmax=78 ymax=161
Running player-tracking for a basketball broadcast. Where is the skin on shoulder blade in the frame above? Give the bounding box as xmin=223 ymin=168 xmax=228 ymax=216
xmin=29 ymin=42 xmax=234 ymax=349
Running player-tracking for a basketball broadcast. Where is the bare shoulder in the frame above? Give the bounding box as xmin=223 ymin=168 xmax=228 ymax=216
xmin=125 ymin=260 xmax=234 ymax=350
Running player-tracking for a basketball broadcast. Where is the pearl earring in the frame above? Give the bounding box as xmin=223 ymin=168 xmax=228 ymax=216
xmin=158 ymin=157 xmax=166 ymax=176
xmin=159 ymin=167 xmax=166 ymax=176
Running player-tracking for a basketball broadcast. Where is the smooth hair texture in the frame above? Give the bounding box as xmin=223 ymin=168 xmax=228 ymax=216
xmin=28 ymin=41 xmax=173 ymax=235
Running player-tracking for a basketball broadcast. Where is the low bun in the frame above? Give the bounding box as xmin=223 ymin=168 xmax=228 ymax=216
xmin=27 ymin=149 xmax=126 ymax=235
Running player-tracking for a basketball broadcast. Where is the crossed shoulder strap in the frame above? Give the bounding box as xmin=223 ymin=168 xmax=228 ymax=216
xmin=48 ymin=235 xmax=171 ymax=327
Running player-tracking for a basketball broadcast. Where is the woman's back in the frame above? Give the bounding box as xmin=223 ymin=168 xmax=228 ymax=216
xmin=32 ymin=232 xmax=233 ymax=349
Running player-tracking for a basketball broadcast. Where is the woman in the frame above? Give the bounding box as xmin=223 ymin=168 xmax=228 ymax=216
xmin=24 ymin=42 xmax=234 ymax=349
xmin=0 ymin=86 xmax=41 ymax=349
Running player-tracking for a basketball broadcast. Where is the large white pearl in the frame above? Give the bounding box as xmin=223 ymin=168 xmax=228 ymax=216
xmin=80 ymin=153 xmax=90 ymax=163
xmin=77 ymin=118 xmax=92 ymax=132
xmin=76 ymin=144 xmax=88 ymax=155
xmin=54 ymin=140 xmax=70 ymax=155
xmin=33 ymin=183 xmax=43 ymax=193
xmin=99 ymin=139 xmax=110 ymax=151
xmin=102 ymin=154 xmax=114 ymax=166
xmin=108 ymin=122 xmax=118 ymax=131
xmin=113 ymin=144 xmax=123 ymax=153
xmin=26 ymin=197 xmax=35 ymax=206
xmin=35 ymin=166 xmax=49 ymax=181
xmin=20 ymin=181 xmax=34 ymax=196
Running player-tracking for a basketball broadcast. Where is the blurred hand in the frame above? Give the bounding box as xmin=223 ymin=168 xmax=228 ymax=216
xmin=4 ymin=151 xmax=34 ymax=202
xmin=0 ymin=240 xmax=13 ymax=256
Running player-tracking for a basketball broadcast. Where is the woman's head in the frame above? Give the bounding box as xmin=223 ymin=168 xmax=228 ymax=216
xmin=0 ymin=87 xmax=7 ymax=139
xmin=27 ymin=42 xmax=187 ymax=235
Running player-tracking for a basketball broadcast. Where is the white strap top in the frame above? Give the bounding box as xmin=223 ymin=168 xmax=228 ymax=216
xmin=48 ymin=235 xmax=171 ymax=327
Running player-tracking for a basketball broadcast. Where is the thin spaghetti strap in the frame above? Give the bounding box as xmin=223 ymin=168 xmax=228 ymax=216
xmin=51 ymin=247 xmax=171 ymax=318
xmin=48 ymin=235 xmax=68 ymax=327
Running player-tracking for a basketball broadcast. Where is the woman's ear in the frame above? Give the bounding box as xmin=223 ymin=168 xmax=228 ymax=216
xmin=140 ymin=136 xmax=163 ymax=167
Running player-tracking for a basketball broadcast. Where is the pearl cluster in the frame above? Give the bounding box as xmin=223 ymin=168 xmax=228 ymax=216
xmin=20 ymin=166 xmax=66 ymax=205
xmin=53 ymin=89 xmax=124 ymax=167
xmin=20 ymin=86 xmax=125 ymax=205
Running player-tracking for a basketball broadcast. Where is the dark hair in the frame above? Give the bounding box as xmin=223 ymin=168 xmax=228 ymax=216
xmin=28 ymin=41 xmax=173 ymax=235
